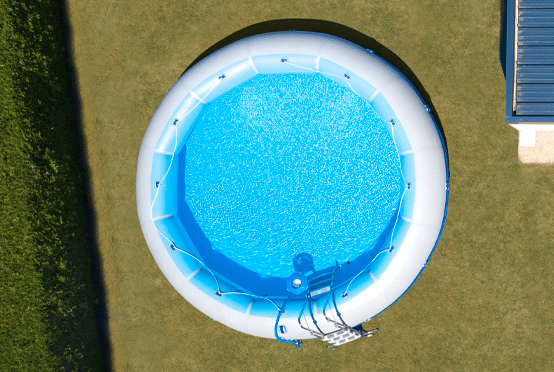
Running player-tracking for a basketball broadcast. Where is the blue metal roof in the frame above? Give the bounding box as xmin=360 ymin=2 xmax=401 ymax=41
xmin=506 ymin=0 xmax=554 ymax=122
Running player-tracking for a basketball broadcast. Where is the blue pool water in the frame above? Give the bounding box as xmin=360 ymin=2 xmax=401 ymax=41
xmin=181 ymin=73 xmax=402 ymax=278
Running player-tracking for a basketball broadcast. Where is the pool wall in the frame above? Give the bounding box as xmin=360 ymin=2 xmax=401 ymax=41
xmin=137 ymin=31 xmax=449 ymax=340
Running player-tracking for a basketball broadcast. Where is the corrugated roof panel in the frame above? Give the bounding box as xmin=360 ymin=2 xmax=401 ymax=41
xmin=518 ymin=46 xmax=554 ymax=64
xmin=517 ymin=65 xmax=554 ymax=84
xmin=516 ymin=84 xmax=554 ymax=102
xmin=518 ymin=28 xmax=554 ymax=45
xmin=514 ymin=102 xmax=554 ymax=115
xmin=519 ymin=0 xmax=554 ymax=9
xmin=518 ymin=9 xmax=554 ymax=27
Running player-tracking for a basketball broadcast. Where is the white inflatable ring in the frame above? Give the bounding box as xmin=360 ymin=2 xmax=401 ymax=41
xmin=136 ymin=31 xmax=449 ymax=343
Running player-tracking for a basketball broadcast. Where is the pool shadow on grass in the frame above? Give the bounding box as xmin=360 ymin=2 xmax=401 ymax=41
xmin=182 ymin=19 xmax=449 ymax=164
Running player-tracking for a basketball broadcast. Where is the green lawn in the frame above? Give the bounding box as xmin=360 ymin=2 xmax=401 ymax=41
xmin=1 ymin=1 xmax=102 ymax=370
xmin=50 ymin=0 xmax=554 ymax=370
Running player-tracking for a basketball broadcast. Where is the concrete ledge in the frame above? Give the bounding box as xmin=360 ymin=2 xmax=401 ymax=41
xmin=509 ymin=124 xmax=554 ymax=164
xmin=518 ymin=131 xmax=554 ymax=165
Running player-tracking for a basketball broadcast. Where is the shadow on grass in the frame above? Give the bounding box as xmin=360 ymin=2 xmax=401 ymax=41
xmin=182 ymin=19 xmax=449 ymax=161
xmin=500 ymin=0 xmax=507 ymax=78
xmin=57 ymin=1 xmax=112 ymax=371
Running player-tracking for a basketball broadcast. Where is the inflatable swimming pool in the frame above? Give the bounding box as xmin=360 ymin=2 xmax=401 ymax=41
xmin=136 ymin=31 xmax=449 ymax=348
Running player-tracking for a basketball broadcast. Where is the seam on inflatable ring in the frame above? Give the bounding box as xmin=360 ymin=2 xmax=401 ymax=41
xmin=152 ymin=214 xmax=172 ymax=221
xmin=368 ymin=89 xmax=380 ymax=102
xmin=245 ymin=301 xmax=254 ymax=317
xmin=186 ymin=268 xmax=201 ymax=281
xmin=401 ymin=216 xmax=441 ymax=227
xmin=154 ymin=149 xmax=174 ymax=156
xmin=189 ymin=90 xmax=206 ymax=104
xmin=248 ymin=56 xmax=258 ymax=73
xmin=369 ymin=271 xmax=378 ymax=282
xmin=400 ymin=145 xmax=442 ymax=156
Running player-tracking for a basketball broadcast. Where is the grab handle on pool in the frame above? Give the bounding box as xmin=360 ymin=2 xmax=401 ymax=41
xmin=274 ymin=296 xmax=302 ymax=348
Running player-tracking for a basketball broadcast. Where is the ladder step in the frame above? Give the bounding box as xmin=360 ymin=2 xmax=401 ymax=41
xmin=308 ymin=273 xmax=334 ymax=286
xmin=321 ymin=328 xmax=363 ymax=347
xmin=309 ymin=286 xmax=330 ymax=297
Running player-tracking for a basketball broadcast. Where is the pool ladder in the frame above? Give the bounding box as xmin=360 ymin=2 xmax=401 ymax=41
xmin=320 ymin=316 xmax=379 ymax=350
xmin=298 ymin=272 xmax=379 ymax=350
xmin=299 ymin=304 xmax=379 ymax=350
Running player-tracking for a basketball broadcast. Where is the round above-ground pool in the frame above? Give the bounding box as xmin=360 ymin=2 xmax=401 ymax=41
xmin=137 ymin=31 xmax=449 ymax=348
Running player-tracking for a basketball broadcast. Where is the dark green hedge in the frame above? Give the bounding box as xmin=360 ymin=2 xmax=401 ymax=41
xmin=0 ymin=1 xmax=102 ymax=370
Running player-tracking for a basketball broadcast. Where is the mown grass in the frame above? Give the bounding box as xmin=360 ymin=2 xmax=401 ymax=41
xmin=0 ymin=1 xmax=102 ymax=370
xmin=65 ymin=0 xmax=554 ymax=370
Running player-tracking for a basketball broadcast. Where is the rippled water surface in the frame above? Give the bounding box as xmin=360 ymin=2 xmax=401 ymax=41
xmin=183 ymin=73 xmax=401 ymax=277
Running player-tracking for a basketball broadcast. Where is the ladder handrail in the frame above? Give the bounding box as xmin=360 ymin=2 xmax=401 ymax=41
xmin=274 ymin=296 xmax=302 ymax=348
